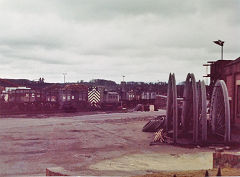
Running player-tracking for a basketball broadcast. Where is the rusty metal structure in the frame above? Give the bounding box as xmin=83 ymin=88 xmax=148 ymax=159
xmin=165 ymin=72 xmax=231 ymax=145
xmin=197 ymin=80 xmax=207 ymax=143
xmin=202 ymin=57 xmax=240 ymax=140
xmin=210 ymin=80 xmax=231 ymax=143
xmin=204 ymin=60 xmax=232 ymax=92
xmin=181 ymin=73 xmax=199 ymax=144
xmin=166 ymin=73 xmax=178 ymax=143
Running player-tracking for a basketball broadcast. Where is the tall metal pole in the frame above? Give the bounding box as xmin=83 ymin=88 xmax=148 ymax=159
xmin=206 ymin=65 xmax=209 ymax=85
xmin=213 ymin=40 xmax=224 ymax=60
xmin=63 ymin=73 xmax=67 ymax=83
xmin=221 ymin=45 xmax=223 ymax=60
xmin=122 ymin=75 xmax=125 ymax=82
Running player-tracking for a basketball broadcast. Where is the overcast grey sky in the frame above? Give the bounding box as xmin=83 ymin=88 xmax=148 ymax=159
xmin=0 ymin=0 xmax=239 ymax=83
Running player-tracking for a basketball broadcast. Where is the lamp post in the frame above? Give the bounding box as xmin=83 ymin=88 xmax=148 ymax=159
xmin=213 ymin=40 xmax=224 ymax=60
xmin=62 ymin=73 xmax=67 ymax=83
xmin=122 ymin=75 xmax=125 ymax=82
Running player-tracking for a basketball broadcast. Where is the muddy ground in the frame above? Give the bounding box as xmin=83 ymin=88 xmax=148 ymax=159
xmin=0 ymin=111 xmax=220 ymax=176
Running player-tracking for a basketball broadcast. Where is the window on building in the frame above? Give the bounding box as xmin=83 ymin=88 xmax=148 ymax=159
xmin=53 ymin=96 xmax=57 ymax=102
xmin=79 ymin=94 xmax=83 ymax=101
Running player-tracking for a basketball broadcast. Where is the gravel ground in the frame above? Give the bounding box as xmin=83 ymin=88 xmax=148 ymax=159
xmin=0 ymin=110 xmax=217 ymax=176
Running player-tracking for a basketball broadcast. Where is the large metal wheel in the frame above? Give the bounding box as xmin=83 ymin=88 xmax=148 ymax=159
xmin=181 ymin=73 xmax=198 ymax=144
xmin=166 ymin=73 xmax=178 ymax=143
xmin=197 ymin=80 xmax=207 ymax=143
xmin=210 ymin=80 xmax=230 ymax=143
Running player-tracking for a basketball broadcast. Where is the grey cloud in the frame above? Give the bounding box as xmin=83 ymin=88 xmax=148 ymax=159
xmin=0 ymin=0 xmax=239 ymax=83
xmin=44 ymin=0 xmax=199 ymax=20
xmin=0 ymin=0 xmax=224 ymax=21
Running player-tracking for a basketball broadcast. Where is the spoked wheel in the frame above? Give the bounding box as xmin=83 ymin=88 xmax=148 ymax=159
xmin=181 ymin=73 xmax=198 ymax=144
xmin=166 ymin=73 xmax=178 ymax=143
xmin=210 ymin=80 xmax=230 ymax=143
xmin=197 ymin=80 xmax=207 ymax=143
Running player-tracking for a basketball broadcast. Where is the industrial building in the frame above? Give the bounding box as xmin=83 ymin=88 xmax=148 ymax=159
xmin=207 ymin=57 xmax=240 ymax=125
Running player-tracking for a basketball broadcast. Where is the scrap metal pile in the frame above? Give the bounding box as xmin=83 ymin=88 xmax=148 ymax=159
xmin=143 ymin=73 xmax=231 ymax=145
xmin=142 ymin=115 xmax=165 ymax=132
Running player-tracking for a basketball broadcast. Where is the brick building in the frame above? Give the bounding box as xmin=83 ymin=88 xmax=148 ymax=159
xmin=208 ymin=57 xmax=240 ymax=125
xmin=224 ymin=57 xmax=240 ymax=125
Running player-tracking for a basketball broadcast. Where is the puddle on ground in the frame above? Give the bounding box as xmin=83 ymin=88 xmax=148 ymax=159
xmin=90 ymin=152 xmax=212 ymax=172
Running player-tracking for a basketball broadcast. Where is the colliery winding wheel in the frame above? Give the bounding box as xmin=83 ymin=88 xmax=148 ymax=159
xmin=181 ymin=73 xmax=198 ymax=144
xmin=166 ymin=73 xmax=178 ymax=144
xmin=197 ymin=80 xmax=207 ymax=143
xmin=210 ymin=80 xmax=230 ymax=143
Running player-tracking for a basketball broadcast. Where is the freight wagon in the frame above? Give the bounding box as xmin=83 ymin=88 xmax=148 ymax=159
xmin=0 ymin=83 xmax=89 ymax=114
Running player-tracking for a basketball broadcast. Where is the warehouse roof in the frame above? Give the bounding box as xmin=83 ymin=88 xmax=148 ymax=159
xmin=225 ymin=57 xmax=240 ymax=66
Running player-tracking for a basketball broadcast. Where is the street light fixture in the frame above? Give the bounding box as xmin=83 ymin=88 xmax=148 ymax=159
xmin=213 ymin=40 xmax=224 ymax=60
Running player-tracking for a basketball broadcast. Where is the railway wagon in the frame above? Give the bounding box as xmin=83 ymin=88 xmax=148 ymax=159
xmin=88 ymin=86 xmax=119 ymax=110
xmin=44 ymin=83 xmax=88 ymax=112
xmin=0 ymin=88 xmax=59 ymax=113
xmin=0 ymin=83 xmax=89 ymax=113
xmin=102 ymin=91 xmax=119 ymax=110
xmin=60 ymin=84 xmax=88 ymax=112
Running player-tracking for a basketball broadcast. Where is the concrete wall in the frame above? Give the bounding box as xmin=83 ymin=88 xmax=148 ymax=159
xmin=213 ymin=152 xmax=240 ymax=168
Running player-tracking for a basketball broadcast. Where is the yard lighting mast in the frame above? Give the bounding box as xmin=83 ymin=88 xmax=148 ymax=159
xmin=213 ymin=40 xmax=224 ymax=60
xmin=62 ymin=73 xmax=67 ymax=83
xmin=122 ymin=75 xmax=125 ymax=82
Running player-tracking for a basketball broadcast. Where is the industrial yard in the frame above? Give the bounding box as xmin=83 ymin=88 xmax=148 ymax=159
xmin=2 ymin=61 xmax=240 ymax=176
xmin=0 ymin=0 xmax=239 ymax=176
xmin=3 ymin=59 xmax=240 ymax=176
xmin=0 ymin=111 xmax=215 ymax=176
